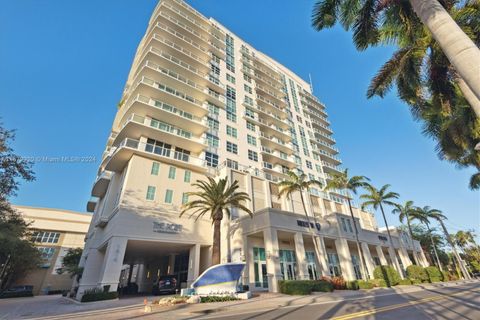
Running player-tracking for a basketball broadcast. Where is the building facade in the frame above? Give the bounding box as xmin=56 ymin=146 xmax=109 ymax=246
xmin=13 ymin=206 xmax=91 ymax=295
xmin=78 ymin=0 xmax=428 ymax=298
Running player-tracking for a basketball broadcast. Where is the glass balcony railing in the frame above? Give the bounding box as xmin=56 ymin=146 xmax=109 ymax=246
xmin=151 ymin=33 xmax=209 ymax=67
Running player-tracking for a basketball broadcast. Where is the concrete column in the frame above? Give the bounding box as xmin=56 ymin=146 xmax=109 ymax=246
xmin=97 ymin=237 xmax=128 ymax=292
xmin=187 ymin=244 xmax=201 ymax=286
xmin=399 ymin=247 xmax=413 ymax=268
xmin=361 ymin=242 xmax=375 ymax=279
xmin=263 ymin=228 xmax=281 ymax=292
xmin=245 ymin=175 xmax=254 ymax=212
xmin=264 ymin=180 xmax=272 ymax=209
xmin=376 ymin=246 xmax=388 ymax=265
xmin=136 ymin=264 xmax=147 ymax=293
xmin=302 ymin=190 xmax=314 ymax=217
xmin=314 ymin=236 xmax=330 ymax=277
xmin=294 ymin=232 xmax=309 ymax=280
xmin=168 ymin=254 xmax=176 ymax=275
xmin=388 ymin=247 xmax=404 ymax=279
xmin=419 ymin=249 xmax=429 ymax=267
xmin=242 ymin=235 xmax=251 ymax=287
xmin=76 ymin=247 xmax=106 ymax=299
xmin=335 ymin=238 xmax=355 ymax=280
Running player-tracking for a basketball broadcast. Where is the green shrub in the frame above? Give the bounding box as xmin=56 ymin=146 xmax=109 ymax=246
xmin=406 ymin=265 xmax=429 ymax=283
xmin=357 ymin=280 xmax=375 ymax=289
xmin=311 ymin=280 xmax=334 ymax=292
xmin=278 ymin=280 xmax=334 ymax=295
xmin=373 ymin=265 xmax=400 ymax=287
xmin=398 ymin=279 xmax=412 ymax=285
xmin=441 ymin=271 xmax=450 ymax=282
xmin=345 ymin=281 xmax=359 ymax=290
xmin=425 ymin=266 xmax=443 ymax=283
xmin=371 ymin=279 xmax=388 ymax=287
xmin=200 ymin=296 xmax=239 ymax=303
xmin=410 ymin=279 xmax=422 ymax=285
xmin=0 ymin=291 xmax=33 ymax=299
xmin=81 ymin=288 xmax=118 ymax=302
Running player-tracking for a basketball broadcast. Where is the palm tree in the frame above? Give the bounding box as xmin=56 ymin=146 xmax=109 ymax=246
xmin=277 ymin=171 xmax=323 ymax=219
xmin=180 ymin=177 xmax=253 ymax=265
xmin=426 ymin=211 xmax=471 ymax=279
xmin=392 ymin=201 xmax=420 ymax=265
xmin=410 ymin=206 xmax=443 ymax=271
xmin=360 ymin=184 xmax=402 ymax=273
xmin=323 ymin=169 xmax=370 ymax=280
xmin=277 ymin=171 xmax=323 ymax=279
xmin=311 ymin=0 xmax=480 ymax=117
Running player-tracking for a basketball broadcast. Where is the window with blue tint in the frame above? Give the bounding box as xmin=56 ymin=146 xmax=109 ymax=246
xmin=184 ymin=170 xmax=191 ymax=183
xmin=151 ymin=162 xmax=160 ymax=175
xmin=168 ymin=167 xmax=176 ymax=179
xmin=146 ymin=186 xmax=156 ymax=200
xmin=165 ymin=189 xmax=173 ymax=203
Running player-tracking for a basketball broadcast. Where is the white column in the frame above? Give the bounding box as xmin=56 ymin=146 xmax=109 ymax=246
xmin=388 ymin=247 xmax=404 ymax=279
xmin=187 ymin=244 xmax=201 ymax=286
xmin=245 ymin=175 xmax=254 ymax=212
xmin=376 ymin=246 xmax=388 ymax=265
xmin=263 ymin=228 xmax=281 ymax=292
xmin=399 ymin=247 xmax=413 ymax=268
xmin=98 ymin=237 xmax=128 ymax=292
xmin=419 ymin=248 xmax=430 ymax=267
xmin=361 ymin=242 xmax=375 ymax=279
xmin=242 ymin=235 xmax=251 ymax=287
xmin=136 ymin=264 xmax=147 ymax=293
xmin=314 ymin=236 xmax=330 ymax=277
xmin=264 ymin=180 xmax=272 ymax=209
xmin=76 ymin=247 xmax=105 ymax=299
xmin=335 ymin=238 xmax=355 ymax=280
xmin=294 ymin=232 xmax=309 ymax=280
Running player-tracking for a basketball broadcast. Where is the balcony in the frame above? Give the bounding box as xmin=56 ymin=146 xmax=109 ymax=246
xmin=113 ymin=113 xmax=206 ymax=153
xmin=149 ymin=33 xmax=210 ymax=70
xmin=312 ymin=128 xmax=335 ymax=143
xmin=143 ymin=47 xmax=225 ymax=93
xmin=321 ymin=161 xmax=342 ymax=174
xmin=91 ymin=171 xmax=113 ymax=198
xmin=310 ymin=137 xmax=339 ymax=154
xmin=259 ymin=131 xmax=293 ymax=154
xmin=256 ymin=94 xmax=286 ymax=112
xmin=86 ymin=197 xmax=98 ymax=213
xmin=104 ymin=138 xmax=207 ymax=173
xmin=121 ymin=94 xmax=208 ymax=135
xmin=312 ymin=147 xmax=342 ymax=165
xmin=309 ymin=117 xmax=333 ymax=134
xmin=132 ymin=76 xmax=208 ymax=117
xmin=256 ymin=84 xmax=286 ymax=105
xmin=245 ymin=113 xmax=291 ymax=141
xmin=252 ymin=71 xmax=284 ymax=91
xmin=243 ymin=102 xmax=289 ymax=130
xmin=260 ymin=146 xmax=296 ymax=168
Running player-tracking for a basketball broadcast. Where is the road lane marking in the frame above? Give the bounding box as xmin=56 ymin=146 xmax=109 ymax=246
xmin=330 ymin=290 xmax=467 ymax=320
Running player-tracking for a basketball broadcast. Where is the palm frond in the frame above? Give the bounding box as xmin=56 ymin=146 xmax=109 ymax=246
xmin=312 ymin=0 xmax=341 ymax=30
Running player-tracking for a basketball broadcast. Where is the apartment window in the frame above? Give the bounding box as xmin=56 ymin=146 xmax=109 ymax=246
xmin=226 ymin=159 xmax=239 ymax=170
xmin=309 ymin=173 xmax=316 ymax=181
xmin=263 ymin=162 xmax=273 ymax=169
xmin=207 ymin=102 xmax=220 ymax=115
xmin=31 ymin=231 xmax=60 ymax=244
xmin=226 ymin=34 xmax=235 ymax=72
xmin=184 ymin=170 xmax=191 ymax=183
xmin=226 ymin=86 xmax=237 ymax=122
xmin=244 ymin=84 xmax=252 ymax=94
xmin=38 ymin=247 xmax=56 ymax=261
xmin=340 ymin=217 xmax=348 ymax=232
xmin=279 ymin=151 xmax=288 ymax=160
xmin=146 ymin=139 xmax=171 ymax=157
xmin=248 ymin=150 xmax=258 ymax=162
xmin=206 ymin=133 xmax=219 ymax=148
xmin=306 ymin=160 xmax=313 ymax=169
xmin=346 ymin=219 xmax=354 ymax=233
xmin=245 ymin=108 xmax=255 ymax=119
xmin=151 ymin=162 xmax=160 ymax=175
xmin=244 ymin=96 xmax=254 ymax=106
xmin=168 ymin=167 xmax=176 ymax=179
xmin=165 ymin=189 xmax=173 ymax=203
xmin=315 ymin=164 xmax=322 ymax=173
xmin=205 ymin=152 xmax=218 ymax=167
xmin=226 ymin=141 xmax=238 ymax=154
xmin=207 ymin=117 xmax=219 ymax=131
xmin=226 ymin=74 xmax=236 ymax=84
xmin=182 ymin=193 xmax=189 ymax=205
xmin=296 ymin=115 xmax=303 ymax=123
xmin=226 ymin=125 xmax=237 ymax=138
xmin=247 ymin=134 xmax=257 ymax=146
xmin=211 ymin=63 xmax=220 ymax=76
xmin=243 ymin=74 xmax=252 ymax=83
xmin=174 ymin=147 xmax=190 ymax=162
xmin=246 ymin=121 xmax=256 ymax=131
xmin=146 ymin=186 xmax=156 ymax=200
xmin=313 ymin=153 xmax=320 ymax=161
xmin=226 ymin=111 xmax=237 ymax=122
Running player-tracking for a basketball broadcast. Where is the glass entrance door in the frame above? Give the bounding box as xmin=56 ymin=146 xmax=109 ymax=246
xmin=351 ymin=254 xmax=362 ymax=280
xmin=279 ymin=250 xmax=297 ymax=280
xmin=253 ymin=247 xmax=268 ymax=288
xmin=306 ymin=251 xmax=319 ymax=280
xmin=327 ymin=253 xmax=342 ymax=277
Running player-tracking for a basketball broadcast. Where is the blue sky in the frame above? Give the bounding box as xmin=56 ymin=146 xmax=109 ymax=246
xmin=1 ymin=0 xmax=478 ymax=236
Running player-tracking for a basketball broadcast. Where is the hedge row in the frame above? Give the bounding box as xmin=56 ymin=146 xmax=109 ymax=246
xmin=278 ymin=280 xmax=333 ymax=295
xmin=81 ymin=288 xmax=118 ymax=302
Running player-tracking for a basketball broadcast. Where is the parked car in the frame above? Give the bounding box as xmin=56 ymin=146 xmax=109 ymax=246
xmin=0 ymin=285 xmax=34 ymax=299
xmin=152 ymin=275 xmax=178 ymax=295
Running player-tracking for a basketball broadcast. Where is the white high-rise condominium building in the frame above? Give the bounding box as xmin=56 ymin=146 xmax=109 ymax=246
xmin=78 ymin=0 xmax=428 ymax=298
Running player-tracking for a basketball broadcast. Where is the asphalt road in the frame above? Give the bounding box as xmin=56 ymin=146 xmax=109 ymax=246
xmin=194 ymin=282 xmax=480 ymax=320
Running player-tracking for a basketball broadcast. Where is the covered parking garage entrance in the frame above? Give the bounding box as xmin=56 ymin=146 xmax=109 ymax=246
xmin=118 ymin=240 xmax=210 ymax=295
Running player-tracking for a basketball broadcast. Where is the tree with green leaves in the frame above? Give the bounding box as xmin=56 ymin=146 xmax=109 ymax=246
xmin=424 ymin=211 xmax=471 ymax=279
xmin=360 ymin=184 xmax=402 ymax=274
xmin=392 ymin=201 xmax=420 ymax=265
xmin=0 ymin=122 xmax=39 ymax=291
xmin=410 ymin=206 xmax=444 ymax=271
xmin=311 ymin=1 xmax=480 ymax=189
xmin=324 ymin=169 xmax=370 ymax=279
xmin=57 ymin=248 xmax=83 ymax=279
xmin=180 ymin=177 xmax=252 ymax=265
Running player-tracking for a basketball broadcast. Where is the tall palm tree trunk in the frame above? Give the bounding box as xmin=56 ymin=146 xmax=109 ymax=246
xmin=405 ymin=213 xmax=421 ymax=265
xmin=379 ymin=204 xmax=402 ymax=274
xmin=457 ymin=77 xmax=480 ymax=118
xmin=299 ymin=191 xmax=323 ymax=279
xmin=212 ymin=216 xmax=222 ymax=265
xmin=347 ymin=198 xmax=369 ymax=280
xmin=426 ymin=223 xmax=443 ymax=271
xmin=410 ymin=0 xmax=480 ymax=107
xmin=438 ymin=220 xmax=470 ymax=279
